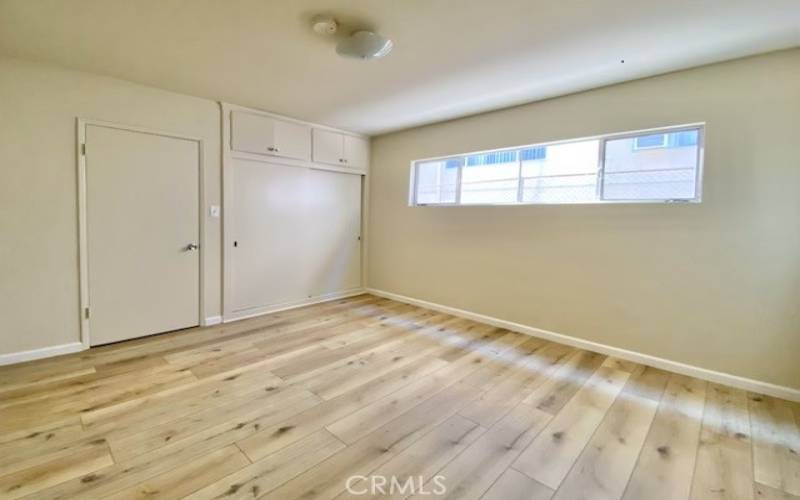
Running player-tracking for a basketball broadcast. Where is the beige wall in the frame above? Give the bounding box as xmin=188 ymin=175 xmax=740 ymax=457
xmin=367 ymin=49 xmax=800 ymax=389
xmin=0 ymin=57 xmax=221 ymax=354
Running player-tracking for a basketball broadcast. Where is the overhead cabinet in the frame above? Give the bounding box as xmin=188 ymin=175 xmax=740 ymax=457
xmin=312 ymin=129 xmax=369 ymax=169
xmin=231 ymin=111 xmax=311 ymax=161
xmin=222 ymin=103 xmax=368 ymax=321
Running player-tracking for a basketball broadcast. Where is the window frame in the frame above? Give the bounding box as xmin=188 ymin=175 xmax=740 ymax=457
xmin=409 ymin=123 xmax=705 ymax=206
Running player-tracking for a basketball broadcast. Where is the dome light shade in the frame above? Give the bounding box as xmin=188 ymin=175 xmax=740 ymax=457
xmin=336 ymin=31 xmax=393 ymax=60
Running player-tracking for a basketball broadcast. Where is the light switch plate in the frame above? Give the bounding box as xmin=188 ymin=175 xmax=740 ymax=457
xmin=209 ymin=205 xmax=220 ymax=217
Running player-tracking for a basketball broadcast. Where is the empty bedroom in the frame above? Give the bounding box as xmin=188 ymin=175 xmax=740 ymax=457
xmin=0 ymin=1 xmax=798 ymax=499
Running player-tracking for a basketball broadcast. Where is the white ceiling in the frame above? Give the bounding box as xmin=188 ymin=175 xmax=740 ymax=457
xmin=1 ymin=0 xmax=798 ymax=135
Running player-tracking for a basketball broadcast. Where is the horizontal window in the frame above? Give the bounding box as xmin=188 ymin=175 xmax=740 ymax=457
xmin=410 ymin=124 xmax=703 ymax=206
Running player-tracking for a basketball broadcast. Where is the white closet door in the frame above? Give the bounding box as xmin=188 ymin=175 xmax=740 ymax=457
xmin=230 ymin=160 xmax=312 ymax=312
xmin=307 ymin=170 xmax=362 ymax=296
xmin=85 ymin=125 xmax=200 ymax=345
xmin=229 ymin=160 xmax=362 ymax=315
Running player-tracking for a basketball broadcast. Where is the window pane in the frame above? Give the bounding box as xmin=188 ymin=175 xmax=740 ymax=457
xmin=460 ymin=150 xmax=519 ymax=204
xmin=603 ymin=129 xmax=700 ymax=201
xmin=521 ymin=140 xmax=599 ymax=203
xmin=633 ymin=134 xmax=667 ymax=149
xmin=415 ymin=159 xmax=459 ymax=204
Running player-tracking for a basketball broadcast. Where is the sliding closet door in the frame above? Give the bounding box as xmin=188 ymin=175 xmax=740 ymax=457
xmin=230 ymin=160 xmax=313 ymax=312
xmin=229 ymin=160 xmax=362 ymax=316
xmin=307 ymin=169 xmax=362 ymax=296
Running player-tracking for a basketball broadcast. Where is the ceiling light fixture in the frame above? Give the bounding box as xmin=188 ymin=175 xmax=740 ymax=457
xmin=336 ymin=31 xmax=393 ymax=60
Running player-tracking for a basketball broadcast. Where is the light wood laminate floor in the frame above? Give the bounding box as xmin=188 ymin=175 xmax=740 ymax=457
xmin=0 ymin=295 xmax=798 ymax=499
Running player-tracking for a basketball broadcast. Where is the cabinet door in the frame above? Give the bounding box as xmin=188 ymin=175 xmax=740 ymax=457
xmin=312 ymin=129 xmax=345 ymax=166
xmin=231 ymin=111 xmax=274 ymax=155
xmin=273 ymin=119 xmax=311 ymax=161
xmin=344 ymin=135 xmax=369 ymax=169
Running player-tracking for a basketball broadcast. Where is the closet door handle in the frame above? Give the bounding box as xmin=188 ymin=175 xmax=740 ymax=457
xmin=267 ymin=146 xmax=280 ymax=153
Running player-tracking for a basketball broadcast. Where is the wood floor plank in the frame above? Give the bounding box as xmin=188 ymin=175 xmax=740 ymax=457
xmin=334 ymin=414 xmax=485 ymax=500
xmin=460 ymin=342 xmax=574 ymax=427
xmin=187 ymin=430 xmax=345 ymax=499
xmin=106 ymin=444 xmax=250 ymax=499
xmin=460 ymin=336 xmax=549 ymax=390
xmin=417 ymin=403 xmax=551 ymax=500
xmin=0 ymin=429 xmax=107 ymax=478
xmin=258 ymin=381 xmax=481 ymax=500
xmin=513 ymin=366 xmax=631 ymax=489
xmin=550 ymin=365 xmax=669 ymax=500
xmin=300 ymin=317 xmax=466 ymax=399
xmin=482 ymin=469 xmax=554 ymax=500
xmin=689 ymin=383 xmax=754 ymax=500
xmin=236 ymin=354 xmax=449 ymax=462
xmin=81 ymin=362 xmax=285 ymax=432
xmin=622 ymin=374 xmax=706 ymax=500
xmin=0 ymin=367 xmax=97 ymax=394
xmin=23 ymin=394 xmax=321 ymax=499
xmin=237 ymin=325 xmax=518 ymax=462
xmin=756 ymin=482 xmax=800 ymax=500
xmin=109 ymin=387 xmax=320 ymax=462
xmin=522 ymin=349 xmax=607 ymax=415
xmin=749 ymin=393 xmax=800 ymax=497
xmin=0 ymin=439 xmax=113 ymax=499
xmin=325 ymin=348 xmax=494 ymax=444
xmin=270 ymin=311 xmax=442 ymax=380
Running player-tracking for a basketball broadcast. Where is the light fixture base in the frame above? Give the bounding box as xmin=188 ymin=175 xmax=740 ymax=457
xmin=311 ymin=16 xmax=338 ymax=36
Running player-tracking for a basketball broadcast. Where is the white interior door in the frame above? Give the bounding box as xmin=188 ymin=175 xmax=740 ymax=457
xmin=85 ymin=125 xmax=200 ymax=345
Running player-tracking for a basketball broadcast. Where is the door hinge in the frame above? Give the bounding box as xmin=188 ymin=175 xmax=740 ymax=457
xmin=84 ymin=307 xmax=90 ymax=319
xmin=81 ymin=143 xmax=86 ymax=156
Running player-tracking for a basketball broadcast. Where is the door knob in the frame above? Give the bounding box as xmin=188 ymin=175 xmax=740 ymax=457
xmin=185 ymin=243 xmax=199 ymax=251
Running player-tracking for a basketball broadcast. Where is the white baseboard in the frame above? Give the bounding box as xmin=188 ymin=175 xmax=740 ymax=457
xmin=366 ymin=288 xmax=800 ymax=402
xmin=203 ymin=316 xmax=223 ymax=326
xmin=0 ymin=342 xmax=86 ymax=367
xmin=224 ymin=288 xmax=367 ymax=323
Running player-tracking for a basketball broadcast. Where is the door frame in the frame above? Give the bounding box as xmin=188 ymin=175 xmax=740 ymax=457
xmin=76 ymin=118 xmax=206 ymax=348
